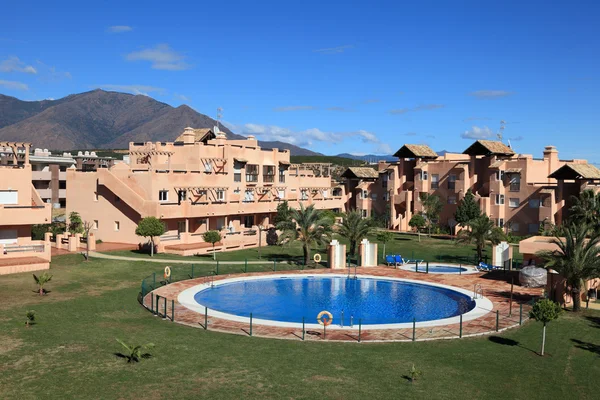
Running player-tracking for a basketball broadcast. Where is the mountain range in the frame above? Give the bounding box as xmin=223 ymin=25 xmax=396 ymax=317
xmin=0 ymin=90 xmax=319 ymax=155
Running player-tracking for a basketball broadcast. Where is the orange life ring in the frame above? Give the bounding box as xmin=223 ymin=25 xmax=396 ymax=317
xmin=164 ymin=266 xmax=171 ymax=279
xmin=317 ymin=310 xmax=333 ymax=326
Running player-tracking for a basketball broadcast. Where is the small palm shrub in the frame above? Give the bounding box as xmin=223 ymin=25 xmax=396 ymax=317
xmin=33 ymin=272 xmax=53 ymax=295
xmin=25 ymin=310 xmax=35 ymax=327
xmin=116 ymin=339 xmax=155 ymax=363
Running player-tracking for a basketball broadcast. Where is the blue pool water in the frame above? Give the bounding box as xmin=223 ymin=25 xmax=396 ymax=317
xmin=193 ymin=276 xmax=475 ymax=325
xmin=411 ymin=265 xmax=468 ymax=273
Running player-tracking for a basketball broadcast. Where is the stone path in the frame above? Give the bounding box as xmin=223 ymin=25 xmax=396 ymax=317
xmin=145 ymin=267 xmax=542 ymax=342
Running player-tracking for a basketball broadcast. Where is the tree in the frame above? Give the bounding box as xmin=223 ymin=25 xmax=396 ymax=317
xmin=33 ymin=272 xmax=52 ymax=296
xmin=536 ymin=223 xmax=600 ymax=311
xmin=569 ymin=189 xmax=600 ymax=229
xmin=456 ymin=214 xmax=506 ymax=262
xmin=377 ymin=231 xmax=394 ymax=258
xmin=68 ymin=212 xmax=84 ymax=235
xmin=202 ymin=230 xmax=222 ymax=260
xmin=454 ymin=189 xmax=481 ymax=227
xmin=422 ymin=194 xmax=443 ymax=236
xmin=285 ymin=204 xmax=332 ymax=266
xmin=82 ymin=220 xmax=94 ymax=261
xmin=408 ymin=364 xmax=422 ymax=383
xmin=116 ymin=339 xmax=154 ymax=363
xmin=25 ymin=310 xmax=35 ymax=327
xmin=266 ymin=227 xmax=278 ymax=246
xmin=274 ymin=200 xmax=296 ymax=232
xmin=409 ymin=214 xmax=427 ymax=242
xmin=338 ymin=210 xmax=373 ymax=257
xmin=135 ymin=217 xmax=165 ymax=257
xmin=529 ymin=299 xmax=562 ymax=356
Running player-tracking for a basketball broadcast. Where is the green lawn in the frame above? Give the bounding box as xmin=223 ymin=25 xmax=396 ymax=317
xmin=0 ymin=255 xmax=598 ymax=399
xmin=104 ymin=232 xmax=502 ymax=264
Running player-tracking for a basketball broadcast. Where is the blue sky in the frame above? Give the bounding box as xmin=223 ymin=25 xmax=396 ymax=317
xmin=1 ymin=0 xmax=599 ymax=159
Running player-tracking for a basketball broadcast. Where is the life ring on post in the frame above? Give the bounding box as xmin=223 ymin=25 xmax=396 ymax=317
xmin=164 ymin=266 xmax=171 ymax=280
xmin=313 ymin=254 xmax=322 ymax=263
xmin=317 ymin=310 xmax=333 ymax=326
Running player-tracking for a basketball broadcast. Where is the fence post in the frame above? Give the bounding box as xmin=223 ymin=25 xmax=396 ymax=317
xmin=358 ymin=319 xmax=362 ymax=343
xmin=509 ymin=277 xmax=514 ymax=316
xmin=204 ymin=306 xmax=208 ymax=330
xmin=171 ymin=299 xmax=175 ymax=322
xmin=155 ymin=295 xmax=160 ymax=315
xmin=151 ymin=290 xmax=154 ymax=313
xmin=191 ymin=264 xmax=195 ymax=279
xmin=495 ymin=310 xmax=499 ymax=332
xmin=459 ymin=314 xmax=463 ymax=338
xmin=459 ymin=263 xmax=462 ymax=275
xmin=412 ymin=318 xmax=416 ymax=342
xmin=302 ymin=317 xmax=305 ymax=341
xmin=249 ymin=313 xmax=253 ymax=336
xmin=152 ymin=272 xmax=156 ymax=289
xmin=273 ymin=259 xmax=276 ymax=271
xmin=426 ymin=261 xmax=429 ymax=274
xmin=164 ymin=297 xmax=167 ymax=319
xmin=245 ymin=259 xmax=248 ymax=273
xmin=216 ymin=260 xmax=219 ymax=275
xmin=519 ymin=304 xmax=523 ymax=325
xmin=415 ymin=261 xmax=419 ymax=273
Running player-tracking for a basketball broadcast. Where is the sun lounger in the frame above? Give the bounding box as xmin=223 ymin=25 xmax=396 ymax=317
xmin=385 ymin=255 xmax=396 ymax=267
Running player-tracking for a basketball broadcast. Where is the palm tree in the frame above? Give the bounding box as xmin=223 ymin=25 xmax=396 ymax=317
xmin=286 ymin=204 xmax=333 ymax=266
xmin=116 ymin=339 xmax=154 ymax=363
xmin=536 ymin=223 xmax=600 ymax=312
xmin=33 ymin=272 xmax=53 ymax=296
xmin=569 ymin=189 xmax=600 ymax=227
xmin=456 ymin=214 xmax=505 ymax=262
xmin=338 ymin=210 xmax=373 ymax=258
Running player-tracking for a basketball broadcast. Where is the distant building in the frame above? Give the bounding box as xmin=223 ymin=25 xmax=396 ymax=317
xmin=66 ymin=127 xmax=345 ymax=255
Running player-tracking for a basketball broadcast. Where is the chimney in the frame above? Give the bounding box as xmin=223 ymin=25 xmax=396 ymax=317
xmin=544 ymin=146 xmax=559 ymax=182
xmin=182 ymin=127 xmax=195 ymax=144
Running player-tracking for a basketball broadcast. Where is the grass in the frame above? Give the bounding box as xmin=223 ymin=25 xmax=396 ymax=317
xmin=103 ymin=232 xmax=496 ymax=264
xmin=0 ymin=254 xmax=598 ymax=399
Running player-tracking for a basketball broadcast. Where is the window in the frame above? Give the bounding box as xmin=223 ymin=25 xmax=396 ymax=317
xmin=59 ymin=180 xmax=67 ymax=189
xmin=448 ymin=195 xmax=457 ymax=204
xmin=510 ymin=174 xmax=521 ymax=191
xmin=361 ymin=209 xmax=368 ymax=218
xmin=246 ymin=164 xmax=259 ymax=182
xmin=382 ymin=175 xmax=388 ymax=189
xmin=243 ymin=215 xmax=254 ymax=228
xmin=362 ymin=190 xmax=368 ymax=199
xmin=370 ymin=193 xmax=377 ymax=200
xmin=448 ymin=174 xmax=456 ymax=190
xmin=216 ymin=190 xmax=225 ymax=202
xmin=529 ymin=199 xmax=540 ymax=208
xmin=159 ymin=190 xmax=169 ymax=202
xmin=497 ymin=218 xmax=504 ymax=228
xmin=177 ymin=221 xmax=186 ymax=233
xmin=244 ymin=189 xmax=254 ymax=202
xmin=511 ymin=222 xmax=520 ymax=232
xmin=279 ymin=167 xmax=285 ymax=183
xmin=233 ymin=161 xmax=243 ymax=182
xmin=277 ymin=189 xmax=285 ymax=199
xmin=301 ymin=190 xmax=309 ymax=200
xmin=528 ymin=223 xmax=540 ymax=234
xmin=263 ymin=166 xmax=275 ymax=183
xmin=93 ymin=220 xmax=98 ymax=230
xmin=496 ymin=170 xmax=505 ymax=181
xmin=495 ymin=194 xmax=505 ymax=205
xmin=323 ymin=190 xmax=329 ymax=198
xmin=178 ymin=190 xmax=187 ymax=203
xmin=431 ymin=174 xmax=439 ymax=189
xmin=509 ymin=198 xmax=519 ymax=208
xmin=94 ymin=192 xmax=99 ymax=202
xmin=421 ymin=171 xmax=428 ymax=181
xmin=204 ymin=161 xmax=213 ymax=173
xmin=114 ymin=221 xmax=120 ymax=231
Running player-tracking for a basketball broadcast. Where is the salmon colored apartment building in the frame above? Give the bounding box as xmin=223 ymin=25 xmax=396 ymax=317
xmin=0 ymin=142 xmax=52 ymax=275
xmin=66 ymin=128 xmax=345 ymax=255
xmin=344 ymin=140 xmax=600 ymax=236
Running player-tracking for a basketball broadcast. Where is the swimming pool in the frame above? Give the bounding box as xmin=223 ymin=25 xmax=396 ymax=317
xmin=400 ymin=264 xmax=479 ymax=274
xmin=178 ymin=274 xmax=492 ymax=329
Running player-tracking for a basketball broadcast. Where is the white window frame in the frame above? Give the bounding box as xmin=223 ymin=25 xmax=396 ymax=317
xmin=495 ymin=194 xmax=505 ymax=205
xmin=216 ymin=190 xmax=225 ymax=202
xmin=114 ymin=221 xmax=120 ymax=232
xmin=497 ymin=218 xmax=504 ymax=228
xmin=94 ymin=220 xmax=99 ymax=230
xmin=431 ymin=174 xmax=439 ymax=189
xmin=421 ymin=171 xmax=428 ymax=181
xmin=509 ymin=198 xmax=519 ymax=208
xmin=496 ymin=170 xmax=505 ymax=181
xmin=159 ymin=190 xmax=169 ymax=202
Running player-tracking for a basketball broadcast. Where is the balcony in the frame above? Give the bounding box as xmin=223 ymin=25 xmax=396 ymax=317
xmin=32 ymin=170 xmax=51 ymax=181
xmin=0 ymin=204 xmax=51 ymax=225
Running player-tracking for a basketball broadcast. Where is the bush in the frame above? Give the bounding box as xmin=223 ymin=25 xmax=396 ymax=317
xmin=266 ymin=228 xmax=278 ymax=246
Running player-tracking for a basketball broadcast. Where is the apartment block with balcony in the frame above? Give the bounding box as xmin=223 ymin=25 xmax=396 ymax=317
xmin=66 ymin=127 xmax=346 ymax=255
xmin=0 ymin=142 xmax=52 ymax=275
xmin=351 ymin=140 xmax=595 ymax=236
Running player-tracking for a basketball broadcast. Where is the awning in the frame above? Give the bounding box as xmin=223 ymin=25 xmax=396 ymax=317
xmin=539 ymin=188 xmax=555 ymax=194
xmin=234 ymin=158 xmax=248 ymax=163
xmin=505 ymin=168 xmax=522 ymax=174
xmin=278 ymin=160 xmax=291 ymax=165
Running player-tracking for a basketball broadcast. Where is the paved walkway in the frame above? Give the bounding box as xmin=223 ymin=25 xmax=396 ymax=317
xmin=88 ymin=251 xmax=273 ymax=265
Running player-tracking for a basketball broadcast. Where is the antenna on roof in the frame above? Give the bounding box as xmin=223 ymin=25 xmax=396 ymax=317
xmin=497 ymin=120 xmax=506 ymax=142
xmin=216 ymin=107 xmax=223 ymax=130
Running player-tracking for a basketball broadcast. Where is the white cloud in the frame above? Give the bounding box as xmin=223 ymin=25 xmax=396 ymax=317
xmin=313 ymin=45 xmax=353 ymax=54
xmin=126 ymin=44 xmax=191 ymax=71
xmin=461 ymin=126 xmax=495 ymax=139
xmin=107 ymin=25 xmax=133 ymax=33
xmin=375 ymin=143 xmax=393 ymax=154
xmin=469 ymin=90 xmax=514 ymax=99
xmin=388 ymin=104 xmax=445 ymax=115
xmin=174 ymin=93 xmax=190 ymax=102
xmin=0 ymin=80 xmax=29 ymax=91
xmin=95 ymin=84 xmax=166 ymax=96
xmin=241 ymin=123 xmax=387 ymax=152
xmin=0 ymin=56 xmax=37 ymax=74
xmin=273 ymin=105 xmax=317 ymax=112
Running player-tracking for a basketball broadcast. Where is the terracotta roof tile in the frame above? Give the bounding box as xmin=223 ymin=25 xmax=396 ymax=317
xmin=341 ymin=167 xmax=379 ymax=179
xmin=463 ymin=140 xmax=515 ymax=156
xmin=393 ymin=144 xmax=438 ymax=159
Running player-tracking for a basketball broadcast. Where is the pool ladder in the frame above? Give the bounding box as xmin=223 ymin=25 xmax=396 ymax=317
xmin=473 ymin=284 xmax=483 ymax=299
xmin=205 ymin=272 xmax=215 ymax=288
xmin=347 ymin=265 xmax=358 ymax=280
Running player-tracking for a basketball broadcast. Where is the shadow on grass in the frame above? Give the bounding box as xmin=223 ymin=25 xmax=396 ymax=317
xmin=488 ymin=336 xmax=538 ymax=354
xmin=113 ymin=353 xmax=153 ymax=362
xmin=571 ymin=339 xmax=600 ymax=356
xmin=585 ymin=315 xmax=600 ymax=329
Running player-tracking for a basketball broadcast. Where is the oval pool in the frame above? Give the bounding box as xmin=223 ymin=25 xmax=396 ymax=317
xmin=178 ymin=274 xmax=492 ymax=329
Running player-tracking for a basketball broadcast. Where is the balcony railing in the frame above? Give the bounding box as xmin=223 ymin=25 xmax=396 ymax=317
xmin=4 ymin=244 xmax=45 ymax=253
